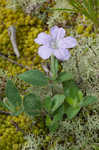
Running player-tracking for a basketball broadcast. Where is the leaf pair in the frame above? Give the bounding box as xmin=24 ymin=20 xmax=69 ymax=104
xmin=5 ymin=80 xmax=42 ymax=117
xmin=5 ymin=70 xmax=48 ymax=116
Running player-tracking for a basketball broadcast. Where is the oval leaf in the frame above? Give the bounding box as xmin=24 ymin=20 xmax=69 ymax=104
xmin=6 ymin=80 xmax=22 ymax=107
xmin=57 ymin=72 xmax=73 ymax=82
xmin=44 ymin=97 xmax=52 ymax=113
xmin=80 ymin=96 xmax=98 ymax=107
xmin=65 ymin=106 xmax=81 ymax=119
xmin=23 ymin=94 xmax=42 ymax=117
xmin=52 ymin=94 xmax=65 ymax=112
xmin=18 ymin=70 xmax=48 ymax=86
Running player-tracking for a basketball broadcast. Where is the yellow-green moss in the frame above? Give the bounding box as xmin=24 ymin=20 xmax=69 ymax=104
xmin=0 ymin=110 xmax=33 ymax=150
xmin=76 ymin=24 xmax=84 ymax=34
xmin=0 ymin=0 xmax=47 ymax=76
xmin=75 ymin=15 xmax=94 ymax=37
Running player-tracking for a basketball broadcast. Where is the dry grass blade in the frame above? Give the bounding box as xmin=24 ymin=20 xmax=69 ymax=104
xmin=68 ymin=0 xmax=99 ymax=28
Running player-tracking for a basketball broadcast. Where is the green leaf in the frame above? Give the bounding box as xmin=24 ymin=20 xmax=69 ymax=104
xmin=44 ymin=97 xmax=52 ymax=113
xmin=63 ymin=80 xmax=83 ymax=106
xmin=49 ymin=106 xmax=64 ymax=132
xmin=51 ymin=94 xmax=65 ymax=113
xmin=77 ymin=90 xmax=83 ymax=101
xmin=49 ymin=120 xmax=59 ymax=133
xmin=5 ymin=80 xmax=23 ymax=116
xmin=45 ymin=115 xmax=52 ymax=127
xmin=6 ymin=80 xmax=22 ymax=107
xmin=53 ymin=105 xmax=64 ymax=122
xmin=80 ymin=96 xmax=98 ymax=107
xmin=65 ymin=105 xmax=81 ymax=119
xmin=57 ymin=72 xmax=73 ymax=82
xmin=63 ymin=80 xmax=78 ymax=92
xmin=23 ymin=94 xmax=42 ymax=117
xmin=66 ymin=97 xmax=78 ymax=107
xmin=47 ymin=105 xmax=64 ymax=132
xmin=64 ymin=86 xmax=79 ymax=98
xmin=3 ymin=99 xmax=23 ymax=116
xmin=18 ymin=70 xmax=48 ymax=86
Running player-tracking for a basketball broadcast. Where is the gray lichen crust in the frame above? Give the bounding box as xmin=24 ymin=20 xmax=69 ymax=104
xmin=47 ymin=0 xmax=72 ymax=27
xmin=7 ymin=0 xmax=46 ymax=13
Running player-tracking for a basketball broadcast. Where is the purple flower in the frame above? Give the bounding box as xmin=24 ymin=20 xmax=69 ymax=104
xmin=34 ymin=26 xmax=77 ymax=61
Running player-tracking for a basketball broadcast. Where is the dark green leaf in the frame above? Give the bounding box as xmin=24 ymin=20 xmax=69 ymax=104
xmin=63 ymin=80 xmax=77 ymax=92
xmin=18 ymin=70 xmax=48 ymax=86
xmin=80 ymin=96 xmax=98 ymax=107
xmin=49 ymin=121 xmax=59 ymax=133
xmin=53 ymin=105 xmax=64 ymax=121
xmin=51 ymin=94 xmax=65 ymax=113
xmin=63 ymin=81 xmax=83 ymax=105
xmin=65 ymin=105 xmax=81 ymax=119
xmin=49 ymin=106 xmax=64 ymax=132
xmin=23 ymin=94 xmax=42 ymax=117
xmin=45 ymin=115 xmax=52 ymax=127
xmin=57 ymin=72 xmax=73 ymax=82
xmin=6 ymin=80 xmax=22 ymax=107
xmin=44 ymin=97 xmax=52 ymax=113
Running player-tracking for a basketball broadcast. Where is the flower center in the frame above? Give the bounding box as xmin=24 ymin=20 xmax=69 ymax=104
xmin=51 ymin=40 xmax=59 ymax=49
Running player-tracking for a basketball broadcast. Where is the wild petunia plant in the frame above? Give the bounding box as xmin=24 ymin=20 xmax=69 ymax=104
xmin=4 ymin=26 xmax=98 ymax=132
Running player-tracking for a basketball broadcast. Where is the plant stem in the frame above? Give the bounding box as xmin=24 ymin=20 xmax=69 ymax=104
xmin=50 ymin=55 xmax=56 ymax=80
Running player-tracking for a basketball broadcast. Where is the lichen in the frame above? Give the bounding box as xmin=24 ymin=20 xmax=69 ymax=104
xmin=47 ymin=0 xmax=72 ymax=27
xmin=62 ymin=36 xmax=99 ymax=99
xmin=6 ymin=0 xmax=55 ymax=23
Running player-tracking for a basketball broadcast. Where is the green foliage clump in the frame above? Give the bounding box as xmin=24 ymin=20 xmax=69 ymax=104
xmin=21 ymin=103 xmax=99 ymax=150
xmin=48 ymin=105 xmax=99 ymax=150
xmin=4 ymin=65 xmax=98 ymax=134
